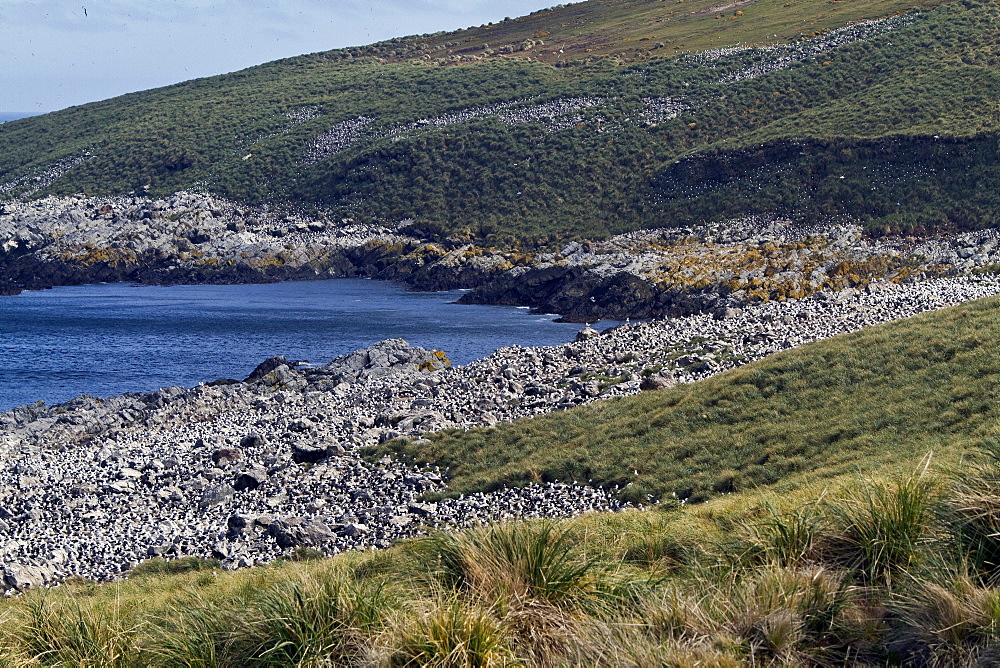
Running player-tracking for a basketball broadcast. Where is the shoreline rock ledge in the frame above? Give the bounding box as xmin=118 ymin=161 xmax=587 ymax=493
xmin=6 ymin=192 xmax=1000 ymax=321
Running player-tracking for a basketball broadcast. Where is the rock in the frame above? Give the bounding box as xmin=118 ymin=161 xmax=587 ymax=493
xmin=3 ymin=563 xmax=52 ymax=591
xmin=245 ymin=356 xmax=293 ymax=382
xmin=211 ymin=448 xmax=243 ymax=466
xmin=288 ymin=418 xmax=314 ymax=433
xmin=211 ymin=542 xmax=232 ymax=560
xmin=240 ymin=433 xmax=267 ymax=449
xmin=575 ymin=326 xmax=599 ymax=342
xmin=640 ymin=373 xmax=676 ymax=391
xmin=339 ymin=523 xmax=369 ymax=538
xmin=156 ymin=486 xmax=185 ymax=502
xmin=715 ymin=307 xmax=743 ymax=320
xmin=292 ymin=442 xmax=329 ymax=464
xmin=233 ymin=469 xmax=268 ymax=491
xmin=268 ymin=517 xmax=335 ymax=548
xmin=227 ymin=514 xmax=250 ymax=532
xmin=198 ymin=483 xmax=236 ymax=508
xmin=408 ymin=502 xmax=438 ymax=518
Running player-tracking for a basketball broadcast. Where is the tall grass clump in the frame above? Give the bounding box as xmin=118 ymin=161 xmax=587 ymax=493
xmin=246 ymin=568 xmax=393 ymax=666
xmin=753 ymin=501 xmax=828 ymax=568
xmin=7 ymin=592 xmax=139 ymax=667
xmin=887 ymin=569 xmax=1000 ymax=665
xmin=413 ymin=521 xmax=653 ymax=664
xmin=939 ymin=442 xmax=1000 ymax=581
xmin=419 ymin=522 xmax=599 ymax=608
xmin=146 ymin=590 xmax=242 ymax=667
xmin=388 ymin=598 xmax=515 ymax=667
xmin=826 ymin=468 xmax=938 ymax=586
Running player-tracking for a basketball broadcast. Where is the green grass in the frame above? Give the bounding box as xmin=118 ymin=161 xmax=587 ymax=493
xmin=1 ymin=0 xmax=997 ymax=244
xmin=372 ymin=293 xmax=1000 ymax=503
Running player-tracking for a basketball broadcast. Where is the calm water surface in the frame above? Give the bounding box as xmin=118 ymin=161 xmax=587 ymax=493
xmin=0 ymin=279 xmax=620 ymax=411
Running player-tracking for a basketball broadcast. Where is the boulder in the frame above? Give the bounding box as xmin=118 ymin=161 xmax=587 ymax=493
xmin=339 ymin=523 xmax=369 ymax=538
xmin=640 ymin=373 xmax=676 ymax=391
xmin=288 ymin=418 xmax=314 ymax=433
xmin=227 ymin=514 xmax=251 ymax=532
xmin=211 ymin=448 xmax=243 ymax=466
xmin=240 ymin=433 xmax=267 ymax=449
xmin=268 ymin=517 xmax=335 ymax=548
xmin=408 ymin=502 xmax=438 ymax=518
xmin=198 ymin=483 xmax=236 ymax=508
xmin=233 ymin=469 xmax=268 ymax=492
xmin=244 ymin=356 xmax=293 ymax=382
xmin=3 ymin=563 xmax=53 ymax=592
xmin=292 ymin=442 xmax=329 ymax=464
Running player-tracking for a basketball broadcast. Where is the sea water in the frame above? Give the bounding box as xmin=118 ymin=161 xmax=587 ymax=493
xmin=0 ymin=279 xmax=621 ymax=411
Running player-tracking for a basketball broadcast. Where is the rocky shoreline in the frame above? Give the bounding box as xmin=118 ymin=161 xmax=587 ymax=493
xmin=5 ymin=192 xmax=1000 ymax=321
xmin=2 ymin=270 xmax=999 ymax=592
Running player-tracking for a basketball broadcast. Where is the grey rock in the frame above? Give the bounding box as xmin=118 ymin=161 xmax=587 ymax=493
xmin=199 ymin=483 xmax=236 ymax=508
xmin=240 ymin=433 xmax=267 ymax=449
xmin=244 ymin=356 xmax=293 ymax=382
xmin=288 ymin=418 xmax=314 ymax=433
xmin=268 ymin=517 xmax=335 ymax=548
xmin=3 ymin=563 xmax=53 ymax=591
xmin=408 ymin=502 xmax=438 ymax=518
xmin=339 ymin=523 xmax=369 ymax=538
xmin=292 ymin=442 xmax=328 ymax=464
xmin=233 ymin=469 xmax=268 ymax=492
xmin=639 ymin=373 xmax=676 ymax=391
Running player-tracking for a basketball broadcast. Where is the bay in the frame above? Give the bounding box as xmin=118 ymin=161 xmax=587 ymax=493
xmin=0 ymin=112 xmax=40 ymax=123
xmin=0 ymin=279 xmax=621 ymax=411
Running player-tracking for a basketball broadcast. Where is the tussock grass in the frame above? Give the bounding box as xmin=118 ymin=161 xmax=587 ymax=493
xmin=417 ymin=522 xmax=600 ymax=608
xmin=388 ymin=598 xmax=515 ymax=667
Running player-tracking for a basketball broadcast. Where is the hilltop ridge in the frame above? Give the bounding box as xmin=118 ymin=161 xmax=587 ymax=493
xmin=1 ymin=0 xmax=996 ymax=246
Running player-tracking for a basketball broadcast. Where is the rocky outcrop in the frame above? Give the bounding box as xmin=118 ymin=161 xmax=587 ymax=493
xmin=0 ymin=192 xmax=443 ymax=295
xmin=6 ymin=193 xmax=1000 ymax=321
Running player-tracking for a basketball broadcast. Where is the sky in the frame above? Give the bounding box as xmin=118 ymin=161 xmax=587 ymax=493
xmin=0 ymin=1 xmax=560 ymax=114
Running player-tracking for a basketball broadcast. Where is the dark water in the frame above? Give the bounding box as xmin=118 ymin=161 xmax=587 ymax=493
xmin=0 ymin=279 xmax=620 ymax=411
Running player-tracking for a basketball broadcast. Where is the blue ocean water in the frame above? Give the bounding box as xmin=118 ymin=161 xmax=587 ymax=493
xmin=0 ymin=112 xmax=39 ymax=123
xmin=0 ymin=279 xmax=620 ymax=411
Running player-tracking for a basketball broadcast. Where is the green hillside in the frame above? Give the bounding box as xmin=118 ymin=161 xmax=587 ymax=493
xmin=373 ymin=292 xmax=1000 ymax=503
xmin=1 ymin=0 xmax=997 ymax=244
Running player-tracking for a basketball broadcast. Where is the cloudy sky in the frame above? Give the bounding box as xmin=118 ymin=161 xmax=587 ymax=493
xmin=1 ymin=1 xmax=558 ymax=113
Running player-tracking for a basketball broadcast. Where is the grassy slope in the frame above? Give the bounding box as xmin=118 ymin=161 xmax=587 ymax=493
xmin=1 ymin=0 xmax=997 ymax=243
xmin=374 ymin=0 xmax=946 ymax=65
xmin=373 ymin=293 xmax=1000 ymax=503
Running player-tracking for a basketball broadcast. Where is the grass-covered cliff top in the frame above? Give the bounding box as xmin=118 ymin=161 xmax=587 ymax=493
xmin=1 ymin=0 xmax=997 ymax=244
xmin=5 ymin=288 xmax=1000 ymax=662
